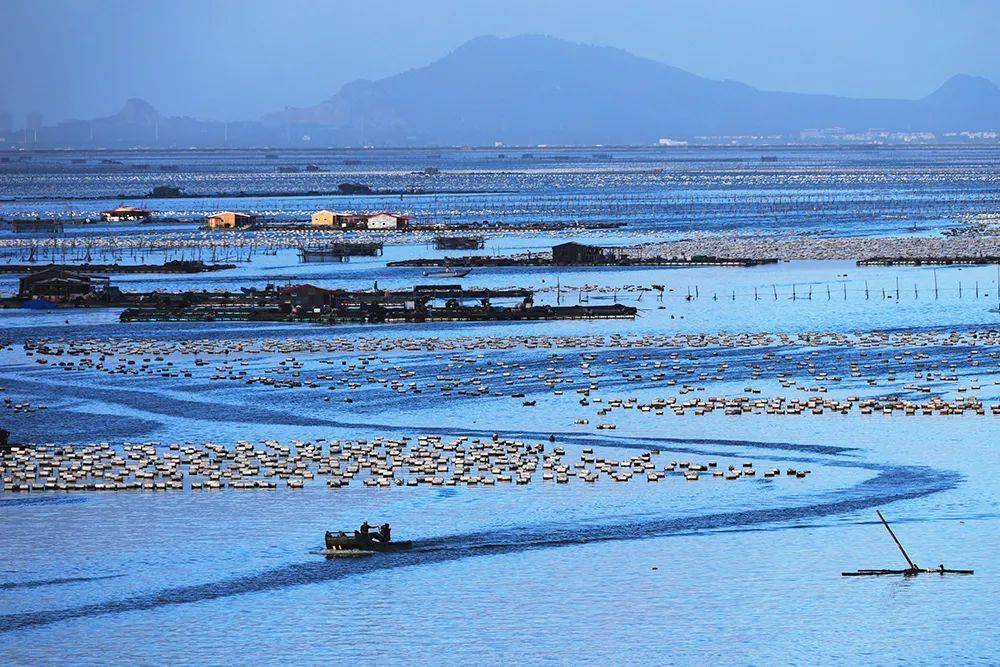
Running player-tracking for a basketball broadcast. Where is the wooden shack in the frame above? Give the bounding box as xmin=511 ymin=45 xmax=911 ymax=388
xmin=18 ymin=267 xmax=108 ymax=301
xmin=311 ymin=210 xmax=365 ymax=228
xmin=552 ymin=242 xmax=605 ymax=265
xmin=311 ymin=210 xmax=340 ymax=227
xmin=435 ymin=235 xmax=485 ymax=250
xmin=365 ymin=212 xmax=409 ymax=230
xmin=206 ymin=211 xmax=255 ymax=229
xmin=9 ymin=219 xmax=64 ymax=234
xmin=277 ymin=285 xmax=348 ymax=314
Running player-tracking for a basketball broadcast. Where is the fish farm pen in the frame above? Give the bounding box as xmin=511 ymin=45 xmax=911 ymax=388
xmin=0 ymin=260 xmax=235 ymax=275
xmin=434 ymin=235 xmax=486 ymax=250
xmin=120 ymin=302 xmax=637 ymax=325
xmin=299 ymin=242 xmax=384 ymax=262
xmin=5 ymin=219 xmax=66 ymax=234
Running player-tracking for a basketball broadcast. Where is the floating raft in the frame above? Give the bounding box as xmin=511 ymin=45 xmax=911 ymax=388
xmin=842 ymin=567 xmax=973 ymax=577
xmin=389 ymin=256 xmax=775 ymax=268
xmin=0 ymin=261 xmax=236 ymax=275
xmin=119 ymin=303 xmax=638 ymax=324
xmin=842 ymin=510 xmax=973 ymax=577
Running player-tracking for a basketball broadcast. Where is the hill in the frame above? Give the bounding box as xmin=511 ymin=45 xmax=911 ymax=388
xmin=261 ymin=35 xmax=1000 ymax=145
xmin=7 ymin=35 xmax=1000 ymax=147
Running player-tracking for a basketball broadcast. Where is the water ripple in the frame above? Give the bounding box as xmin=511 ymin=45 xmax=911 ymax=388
xmin=0 ymin=464 xmax=958 ymax=633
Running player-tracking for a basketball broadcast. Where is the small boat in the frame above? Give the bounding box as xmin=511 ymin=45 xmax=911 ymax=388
xmin=324 ymin=531 xmax=413 ymax=554
xmin=422 ymin=267 xmax=471 ymax=278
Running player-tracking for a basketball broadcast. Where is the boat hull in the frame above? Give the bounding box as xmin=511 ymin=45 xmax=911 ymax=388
xmin=325 ymin=533 xmax=413 ymax=553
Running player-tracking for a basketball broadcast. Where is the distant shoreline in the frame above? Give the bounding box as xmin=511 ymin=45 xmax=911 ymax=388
xmin=0 ymin=188 xmax=510 ymax=204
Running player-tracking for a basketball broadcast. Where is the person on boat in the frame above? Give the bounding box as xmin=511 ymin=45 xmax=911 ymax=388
xmin=370 ymin=523 xmax=391 ymax=542
xmin=358 ymin=521 xmax=372 ymax=538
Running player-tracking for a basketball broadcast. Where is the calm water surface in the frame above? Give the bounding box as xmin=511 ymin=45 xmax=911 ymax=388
xmin=1 ymin=147 xmax=998 ymax=665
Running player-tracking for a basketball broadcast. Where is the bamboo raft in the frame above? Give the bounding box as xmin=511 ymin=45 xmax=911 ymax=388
xmin=841 ymin=510 xmax=974 ymax=577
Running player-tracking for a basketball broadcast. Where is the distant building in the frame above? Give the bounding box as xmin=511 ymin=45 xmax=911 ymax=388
xmin=365 ymin=212 xmax=409 ymax=230
xmin=552 ymin=242 xmax=606 ymax=265
xmin=551 ymin=242 xmax=626 ymax=265
xmin=278 ymin=284 xmax=348 ymax=314
xmin=312 ymin=210 xmax=343 ymax=227
xmin=10 ymin=219 xmax=64 ymax=234
xmin=206 ymin=211 xmax=255 ymax=229
xmin=312 ymin=210 xmax=370 ymax=228
xmin=101 ymin=206 xmax=152 ymax=222
xmin=18 ymin=267 xmax=109 ymax=302
xmin=311 ymin=210 xmax=409 ymax=230
xmin=435 ymin=235 xmax=485 ymax=250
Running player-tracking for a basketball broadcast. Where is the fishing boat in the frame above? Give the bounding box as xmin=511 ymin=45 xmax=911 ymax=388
xmin=841 ymin=510 xmax=973 ymax=577
xmin=324 ymin=530 xmax=413 ymax=555
xmin=422 ymin=267 xmax=471 ymax=278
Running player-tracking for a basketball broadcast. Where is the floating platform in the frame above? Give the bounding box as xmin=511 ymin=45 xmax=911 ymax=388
xmin=842 ymin=510 xmax=973 ymax=578
xmin=0 ymin=261 xmax=236 ymax=275
xmin=842 ymin=567 xmax=974 ymax=576
xmin=119 ymin=303 xmax=638 ymax=325
xmin=389 ymin=256 xmax=776 ymax=268
xmin=299 ymin=242 xmax=383 ymax=262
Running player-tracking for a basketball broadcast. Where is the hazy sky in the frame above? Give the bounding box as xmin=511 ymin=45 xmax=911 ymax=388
xmin=1 ymin=0 xmax=998 ymax=125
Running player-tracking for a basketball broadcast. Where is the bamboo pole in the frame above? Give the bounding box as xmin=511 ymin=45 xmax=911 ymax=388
xmin=876 ymin=510 xmax=917 ymax=570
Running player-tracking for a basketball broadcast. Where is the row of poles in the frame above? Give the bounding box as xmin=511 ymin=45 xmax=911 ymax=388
xmin=549 ymin=266 xmax=1000 ymax=307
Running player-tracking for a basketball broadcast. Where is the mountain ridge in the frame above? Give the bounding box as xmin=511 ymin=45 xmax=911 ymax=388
xmin=259 ymin=34 xmax=1000 ymax=144
xmin=6 ymin=35 xmax=1000 ymax=147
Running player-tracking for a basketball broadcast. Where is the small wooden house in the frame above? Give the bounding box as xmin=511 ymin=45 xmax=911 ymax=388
xmin=278 ymin=284 xmax=348 ymax=313
xmin=552 ymin=242 xmax=605 ymax=265
xmin=364 ymin=212 xmax=409 ymax=230
xmin=18 ymin=267 xmax=108 ymax=301
xmin=206 ymin=211 xmax=255 ymax=229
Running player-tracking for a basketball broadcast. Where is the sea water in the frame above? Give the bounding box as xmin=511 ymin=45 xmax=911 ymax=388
xmin=1 ymin=146 xmax=998 ymax=665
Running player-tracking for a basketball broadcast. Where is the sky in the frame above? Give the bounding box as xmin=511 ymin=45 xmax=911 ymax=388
xmin=1 ymin=0 xmax=998 ymax=127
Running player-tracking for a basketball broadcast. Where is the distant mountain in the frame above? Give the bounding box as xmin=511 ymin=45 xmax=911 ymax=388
xmin=9 ymin=98 xmax=286 ymax=148
xmin=111 ymin=98 xmax=161 ymax=125
xmin=262 ymin=35 xmax=1000 ymax=145
xmin=5 ymin=35 xmax=999 ymax=148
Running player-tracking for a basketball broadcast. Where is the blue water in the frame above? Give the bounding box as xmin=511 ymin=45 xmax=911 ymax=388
xmin=1 ymin=146 xmax=999 ymax=665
